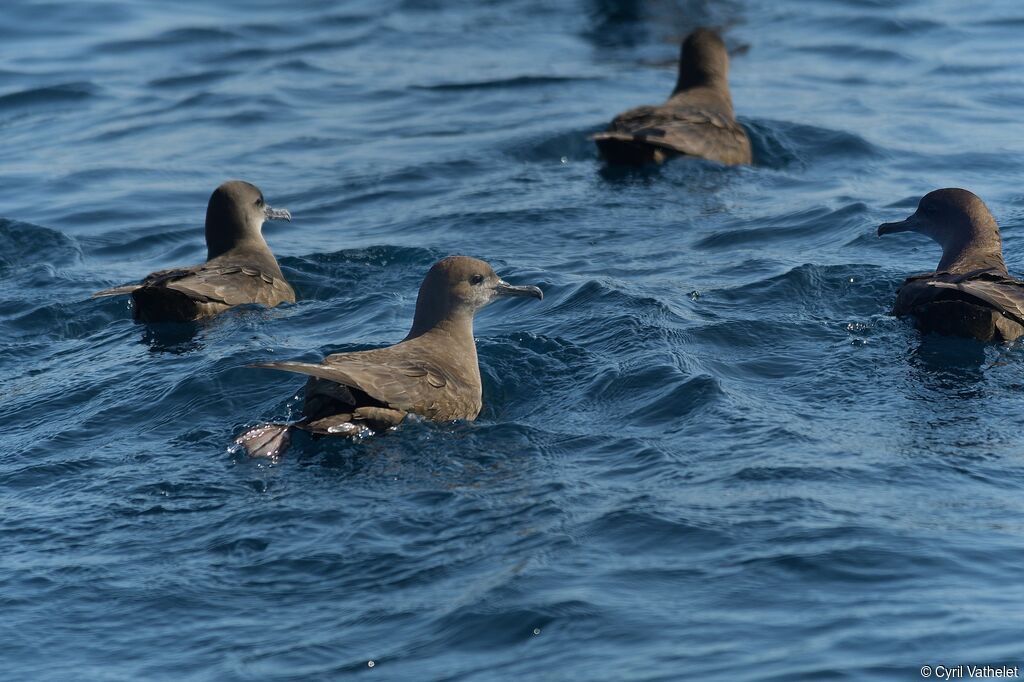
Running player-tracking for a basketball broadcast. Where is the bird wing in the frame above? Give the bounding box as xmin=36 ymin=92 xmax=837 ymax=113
xmin=93 ymin=283 xmax=142 ymax=298
xmin=96 ymin=265 xmax=292 ymax=305
xmin=164 ymin=265 xmax=294 ymax=306
xmin=253 ymin=353 xmax=476 ymax=421
xmin=92 ymin=266 xmax=197 ymax=298
xmin=926 ymin=275 xmax=1024 ymax=327
xmin=595 ymin=104 xmax=750 ymax=164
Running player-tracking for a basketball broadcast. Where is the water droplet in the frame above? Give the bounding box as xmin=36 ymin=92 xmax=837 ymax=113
xmin=368 ymin=660 xmax=375 ymax=668
xmin=560 ymin=156 xmax=568 ymax=164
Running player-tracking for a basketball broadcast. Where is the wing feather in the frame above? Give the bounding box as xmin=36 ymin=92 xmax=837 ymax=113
xmin=927 ymin=279 xmax=1024 ymax=326
xmin=596 ymin=104 xmax=751 ymax=165
xmin=93 ymin=283 xmax=142 ymax=298
xmin=253 ymin=355 xmax=468 ymax=420
xmin=163 ymin=266 xmax=294 ymax=306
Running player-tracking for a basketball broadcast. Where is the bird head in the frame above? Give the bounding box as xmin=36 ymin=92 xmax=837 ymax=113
xmin=205 ymin=180 xmax=291 ymax=259
xmin=675 ymin=28 xmax=730 ymax=93
xmin=408 ymin=256 xmax=543 ymax=337
xmin=878 ymin=188 xmax=1005 ymax=274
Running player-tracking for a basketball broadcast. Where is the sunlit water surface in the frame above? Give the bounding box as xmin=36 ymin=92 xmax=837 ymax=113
xmin=3 ymin=0 xmax=1024 ymax=679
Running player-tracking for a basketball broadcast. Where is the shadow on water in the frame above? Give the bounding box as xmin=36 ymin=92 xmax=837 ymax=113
xmin=582 ymin=0 xmax=744 ymax=50
xmin=275 ymin=418 xmax=536 ymax=493
xmin=907 ymin=334 xmax=989 ymax=391
xmin=140 ymin=321 xmax=202 ymax=354
xmin=596 ymin=160 xmax=665 ymax=184
xmin=593 ymin=156 xmax=743 ymax=224
xmin=287 ymin=429 xmax=370 ymax=470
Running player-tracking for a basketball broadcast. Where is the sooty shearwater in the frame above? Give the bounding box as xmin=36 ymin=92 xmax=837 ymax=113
xmin=93 ymin=181 xmax=294 ymax=322
xmin=237 ymin=256 xmax=544 ymax=457
xmin=593 ymin=28 xmax=752 ymax=166
xmin=879 ymin=188 xmax=1024 ymax=342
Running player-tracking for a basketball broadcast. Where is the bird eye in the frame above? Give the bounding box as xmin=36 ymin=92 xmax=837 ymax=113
xmin=470 ymin=274 xmax=485 ymax=286
xmin=255 ymin=197 xmax=264 ymax=207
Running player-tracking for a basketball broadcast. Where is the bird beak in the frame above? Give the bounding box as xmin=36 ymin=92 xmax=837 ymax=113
xmin=878 ymin=212 xmax=921 ymax=237
xmin=264 ymin=205 xmax=292 ymax=222
xmin=494 ymin=279 xmax=543 ymax=300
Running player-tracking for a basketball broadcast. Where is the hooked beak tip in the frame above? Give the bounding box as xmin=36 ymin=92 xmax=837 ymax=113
xmin=265 ymin=206 xmax=292 ymax=223
xmin=878 ymin=215 xmax=919 ymax=238
xmin=496 ymin=280 xmax=544 ymax=301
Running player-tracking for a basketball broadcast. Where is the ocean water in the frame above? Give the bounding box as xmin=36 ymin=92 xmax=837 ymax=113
xmin=3 ymin=0 xmax=1024 ymax=679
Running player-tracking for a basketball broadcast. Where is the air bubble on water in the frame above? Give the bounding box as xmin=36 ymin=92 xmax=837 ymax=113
xmin=560 ymin=156 xmax=568 ymax=164
xmin=368 ymin=660 xmax=375 ymax=668
xmin=533 ymin=628 xmax=541 ymax=635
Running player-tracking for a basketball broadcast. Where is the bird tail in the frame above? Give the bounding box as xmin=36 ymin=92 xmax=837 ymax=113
xmin=93 ymin=283 xmax=141 ymax=298
xmin=592 ymin=132 xmax=669 ymax=165
xmin=235 ymin=423 xmax=293 ymax=458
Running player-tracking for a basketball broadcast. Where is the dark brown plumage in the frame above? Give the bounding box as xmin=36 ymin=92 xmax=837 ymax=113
xmin=593 ymin=28 xmax=752 ymax=166
xmin=237 ymin=256 xmax=543 ymax=457
xmin=93 ymin=180 xmax=294 ymax=323
xmin=878 ymin=188 xmax=1024 ymax=342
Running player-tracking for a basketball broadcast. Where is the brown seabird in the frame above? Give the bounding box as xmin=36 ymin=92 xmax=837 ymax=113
xmin=237 ymin=256 xmax=543 ymax=457
xmin=878 ymin=188 xmax=1024 ymax=342
xmin=592 ymin=27 xmax=752 ymax=166
xmin=93 ymin=180 xmax=294 ymax=322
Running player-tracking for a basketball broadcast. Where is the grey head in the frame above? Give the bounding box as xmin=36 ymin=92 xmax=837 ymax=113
xmin=405 ymin=256 xmax=543 ymax=339
xmin=878 ymin=188 xmax=1007 ymax=275
xmin=674 ymin=28 xmax=731 ymax=94
xmin=205 ymin=180 xmax=291 ymax=262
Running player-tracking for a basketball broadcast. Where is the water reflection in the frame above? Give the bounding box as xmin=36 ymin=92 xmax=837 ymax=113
xmin=140 ymin=321 xmax=202 ymax=354
xmin=907 ymin=334 xmax=989 ymax=395
xmin=583 ymin=0 xmax=743 ymax=50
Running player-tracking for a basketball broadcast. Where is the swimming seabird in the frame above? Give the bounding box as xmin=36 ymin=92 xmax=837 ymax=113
xmin=93 ymin=180 xmax=294 ymax=322
xmin=237 ymin=256 xmax=543 ymax=457
xmin=878 ymin=188 xmax=1024 ymax=342
xmin=592 ymin=28 xmax=752 ymax=166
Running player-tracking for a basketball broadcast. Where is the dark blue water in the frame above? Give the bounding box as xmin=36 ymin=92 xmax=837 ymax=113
xmin=4 ymin=1 xmax=1024 ymax=679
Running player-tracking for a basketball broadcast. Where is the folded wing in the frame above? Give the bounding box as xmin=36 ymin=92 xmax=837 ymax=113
xmin=253 ymin=354 xmax=476 ymax=421
xmin=94 ymin=265 xmax=292 ymax=306
xmin=163 ymin=265 xmax=294 ymax=306
xmin=595 ymin=105 xmax=750 ymax=165
xmin=927 ymin=275 xmax=1024 ymax=327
